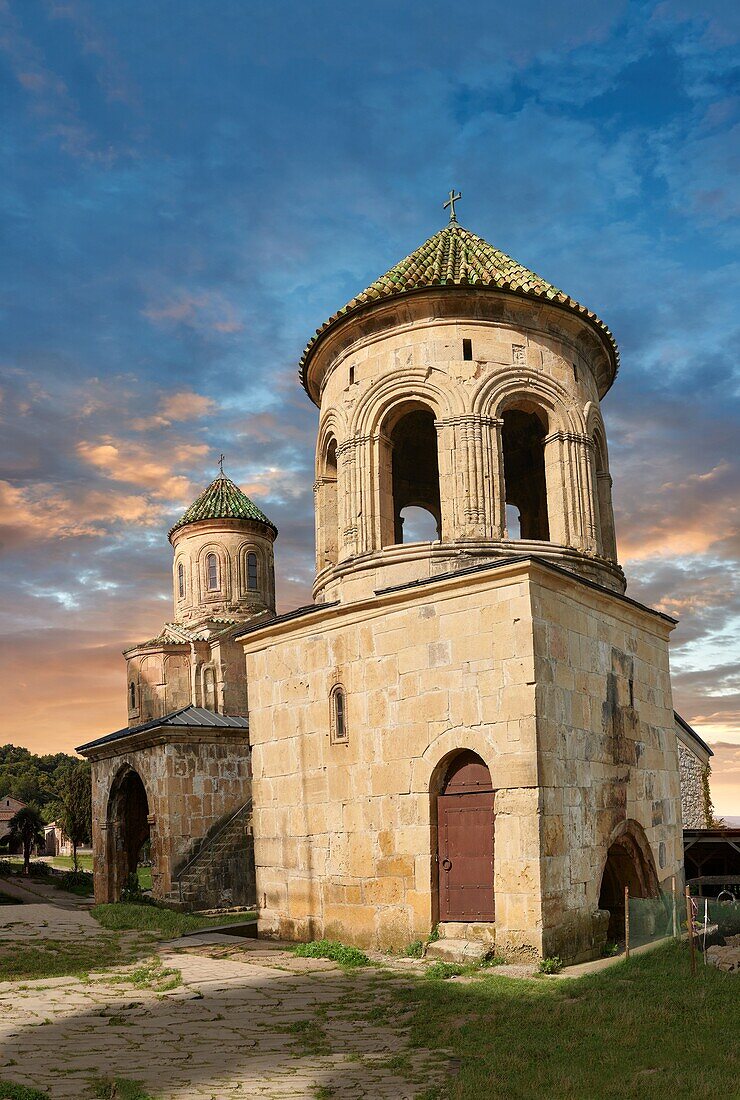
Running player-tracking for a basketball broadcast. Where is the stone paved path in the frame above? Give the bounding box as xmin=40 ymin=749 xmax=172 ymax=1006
xmin=0 ymin=904 xmax=451 ymax=1099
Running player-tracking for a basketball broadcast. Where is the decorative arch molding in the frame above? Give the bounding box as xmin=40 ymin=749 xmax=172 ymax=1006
xmin=351 ymin=370 xmax=464 ymax=438
xmin=236 ymin=541 xmax=267 ymax=596
xmin=196 ymin=542 xmax=231 ymax=601
xmin=473 ymin=368 xmax=585 ymax=435
xmin=413 ymin=728 xmax=499 ymax=796
xmin=316 ymin=410 xmax=348 ymax=473
xmin=584 ymin=400 xmax=617 ymax=562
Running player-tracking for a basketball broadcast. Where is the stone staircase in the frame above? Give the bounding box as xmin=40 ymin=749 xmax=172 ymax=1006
xmin=171 ymin=798 xmax=255 ymax=911
xmin=425 ymin=921 xmax=496 ymax=964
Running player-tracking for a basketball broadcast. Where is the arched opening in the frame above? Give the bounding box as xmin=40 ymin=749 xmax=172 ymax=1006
xmin=592 ymin=428 xmax=617 ymax=561
xmin=330 ymin=684 xmax=348 ymax=743
xmin=106 ymin=768 xmax=151 ymax=902
xmin=389 ymin=406 xmax=441 ymax=545
xmin=399 ymin=505 xmax=439 ymax=543
xmin=206 ymin=552 xmax=219 ymax=591
xmin=317 ymin=437 xmax=339 ymax=570
xmin=177 ymin=561 xmax=185 ymax=599
xmin=435 ymin=751 xmax=494 ymax=923
xmin=598 ymin=827 xmax=659 ymax=940
xmin=502 ymin=408 xmax=550 ymax=541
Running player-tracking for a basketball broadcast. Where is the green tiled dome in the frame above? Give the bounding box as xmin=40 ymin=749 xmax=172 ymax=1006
xmin=300 ymin=222 xmax=618 ymax=391
xmin=169 ymin=474 xmax=277 ymax=537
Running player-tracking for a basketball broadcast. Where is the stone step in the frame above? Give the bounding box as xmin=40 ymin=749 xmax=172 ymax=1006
xmin=426 ymin=938 xmax=492 ymax=964
xmin=437 ymin=921 xmax=496 ymax=943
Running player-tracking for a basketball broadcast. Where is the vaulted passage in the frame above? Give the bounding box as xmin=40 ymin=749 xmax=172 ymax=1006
xmin=106 ymin=768 xmax=150 ymax=901
xmin=502 ymin=408 xmax=550 ymax=541
xmin=598 ymin=830 xmax=658 ymax=940
xmin=436 ymin=751 xmax=495 ymax=922
xmin=390 ymin=408 xmax=441 ymax=545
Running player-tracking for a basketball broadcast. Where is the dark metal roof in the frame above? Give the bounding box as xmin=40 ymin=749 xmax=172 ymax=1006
xmin=675 ymin=711 xmax=713 ymax=757
xmin=234 ymin=601 xmax=339 ymax=639
xmin=77 ymin=706 xmax=249 ymax=753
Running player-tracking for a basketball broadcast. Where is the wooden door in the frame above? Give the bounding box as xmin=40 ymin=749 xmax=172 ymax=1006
xmin=437 ymin=753 xmax=494 ymax=922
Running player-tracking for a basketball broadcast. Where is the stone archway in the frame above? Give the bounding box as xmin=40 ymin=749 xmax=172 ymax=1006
xmin=598 ymin=823 xmax=659 ymax=939
xmin=106 ymin=767 xmax=151 ymax=902
xmin=434 ymin=751 xmax=495 ymax=923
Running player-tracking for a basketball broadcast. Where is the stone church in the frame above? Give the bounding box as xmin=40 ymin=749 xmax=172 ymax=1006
xmin=80 ymin=201 xmax=711 ymax=962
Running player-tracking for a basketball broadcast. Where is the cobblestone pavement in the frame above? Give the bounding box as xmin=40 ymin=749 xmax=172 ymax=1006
xmin=0 ymin=905 xmax=451 ymax=1099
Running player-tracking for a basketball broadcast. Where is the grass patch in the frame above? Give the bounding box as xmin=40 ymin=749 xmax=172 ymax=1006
xmin=423 ymin=960 xmax=464 ymax=981
xmin=105 ymin=957 xmax=181 ymax=991
xmin=0 ymin=1082 xmax=48 ymax=1100
xmin=292 ymin=939 xmax=371 ymax=968
xmin=0 ymin=936 xmax=124 ymax=982
xmin=91 ymin=901 xmax=250 ymax=938
xmin=91 ymin=1077 xmax=154 ymax=1100
xmin=281 ymin=1018 xmax=332 ymax=1056
xmin=538 ymin=956 xmax=563 ymax=975
xmin=45 ymin=854 xmax=94 ymax=873
xmin=384 ymin=942 xmax=738 ymax=1098
xmin=137 ymin=865 xmax=152 ymax=891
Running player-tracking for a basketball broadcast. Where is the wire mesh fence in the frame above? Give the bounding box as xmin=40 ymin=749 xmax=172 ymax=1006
xmin=623 ymin=883 xmax=740 ymax=970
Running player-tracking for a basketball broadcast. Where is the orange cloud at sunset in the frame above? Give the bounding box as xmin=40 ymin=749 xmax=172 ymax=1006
xmin=76 ymin=438 xmax=208 ymax=501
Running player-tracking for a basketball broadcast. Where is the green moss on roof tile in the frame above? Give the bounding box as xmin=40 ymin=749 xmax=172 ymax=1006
xmin=170 ymin=474 xmax=277 ymax=537
xmin=299 ymin=222 xmax=618 ymax=390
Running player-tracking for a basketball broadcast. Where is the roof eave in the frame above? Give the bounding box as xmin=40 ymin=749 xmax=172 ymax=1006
xmin=299 ymin=282 xmax=619 ymax=405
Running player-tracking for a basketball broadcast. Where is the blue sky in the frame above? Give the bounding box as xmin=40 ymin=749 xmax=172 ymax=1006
xmin=0 ymin=0 xmax=738 ymax=812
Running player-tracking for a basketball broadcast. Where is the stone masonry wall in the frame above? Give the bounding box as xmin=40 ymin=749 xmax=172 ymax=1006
xmin=678 ymin=742 xmax=709 ymax=828
xmin=531 ymin=571 xmax=683 ymax=961
xmin=244 ymin=563 xmax=541 ymax=955
xmin=89 ymin=734 xmax=251 ymax=905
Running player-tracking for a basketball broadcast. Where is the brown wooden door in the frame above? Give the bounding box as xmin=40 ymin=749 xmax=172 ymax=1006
xmin=437 ymin=752 xmax=494 ymax=922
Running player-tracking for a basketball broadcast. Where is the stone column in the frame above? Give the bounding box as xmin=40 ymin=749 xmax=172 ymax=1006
xmin=437 ymin=415 xmax=500 ymax=539
xmin=543 ymin=431 xmax=598 ymax=551
xmin=337 ymin=434 xmax=380 ymax=559
xmin=597 ymin=471 xmax=618 ymax=561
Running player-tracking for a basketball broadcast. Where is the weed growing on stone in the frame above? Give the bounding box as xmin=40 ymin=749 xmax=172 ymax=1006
xmin=403 ymin=939 xmax=425 ymax=958
xmin=0 ymin=936 xmax=124 ymax=982
xmin=91 ymin=1077 xmax=155 ymax=1100
xmin=292 ymin=939 xmax=372 ymax=968
xmin=105 ymin=957 xmax=182 ymax=991
xmin=538 ymin=956 xmax=563 ymax=975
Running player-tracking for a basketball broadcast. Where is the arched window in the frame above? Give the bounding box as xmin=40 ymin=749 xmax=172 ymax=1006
xmin=501 ymin=407 xmax=550 ymax=541
xmin=317 ymin=437 xmax=339 ymax=571
xmin=206 ymin=553 xmax=219 ymax=591
xmin=592 ymin=428 xmax=617 ymax=561
xmin=129 ymin=682 xmax=136 ymax=710
xmin=330 ymin=685 xmax=348 ymax=744
xmin=247 ymin=552 xmax=258 ymax=591
xmin=386 ymin=404 xmax=441 ymax=546
xmin=177 ymin=561 xmax=185 ymax=599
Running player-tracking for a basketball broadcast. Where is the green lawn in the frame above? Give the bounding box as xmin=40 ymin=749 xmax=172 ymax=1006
xmin=45 ymin=854 xmax=94 ymax=872
xmin=382 ymin=942 xmax=739 ymax=1098
xmin=92 ymin=901 xmax=255 ymax=938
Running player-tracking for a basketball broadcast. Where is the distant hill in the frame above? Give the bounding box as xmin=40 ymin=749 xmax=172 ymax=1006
xmin=722 ymin=816 xmax=740 ymax=829
xmin=0 ymin=744 xmax=81 ymax=820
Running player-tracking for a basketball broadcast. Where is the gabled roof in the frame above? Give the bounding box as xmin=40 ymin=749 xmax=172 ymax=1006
xmin=299 ymin=221 xmax=619 ymax=392
xmin=675 ymin=712 xmax=713 ymax=757
xmin=76 ymin=706 xmax=249 ymax=753
xmin=170 ymin=474 xmax=276 ymax=538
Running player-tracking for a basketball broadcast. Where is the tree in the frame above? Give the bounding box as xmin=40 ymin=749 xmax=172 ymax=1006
xmin=7 ymin=806 xmax=45 ymax=874
xmin=54 ymin=762 xmax=92 ymax=872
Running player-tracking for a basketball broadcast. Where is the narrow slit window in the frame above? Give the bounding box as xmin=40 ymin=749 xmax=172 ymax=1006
xmin=206 ymin=553 xmax=219 ymax=591
xmin=349 ymin=365 xmax=355 ymax=385
xmin=247 ymin=551 xmax=258 ymax=591
xmin=462 ymin=338 xmax=473 ymax=361
xmin=129 ymin=682 xmax=136 ymax=710
xmin=177 ymin=561 xmax=185 ymax=599
xmin=331 ymin=685 xmax=348 ymax=743
xmin=573 ymin=363 xmax=578 ymax=382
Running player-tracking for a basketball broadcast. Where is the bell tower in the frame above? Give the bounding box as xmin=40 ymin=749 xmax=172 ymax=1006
xmin=303 ymin=203 xmax=621 ymax=605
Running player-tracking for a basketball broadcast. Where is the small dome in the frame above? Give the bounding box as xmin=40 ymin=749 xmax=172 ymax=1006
xmin=299 ymin=222 xmax=618 ymax=391
xmin=170 ymin=474 xmax=277 ymax=538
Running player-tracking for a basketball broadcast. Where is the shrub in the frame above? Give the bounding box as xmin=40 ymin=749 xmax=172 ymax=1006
xmin=26 ymin=861 xmax=50 ymax=877
xmin=424 ymin=960 xmax=464 ymax=980
xmin=56 ymin=870 xmax=94 ymax=895
xmin=538 ymin=956 xmax=563 ymax=975
xmin=601 ymin=941 xmax=620 ymax=957
xmin=0 ymin=1081 xmax=49 ymax=1100
xmin=403 ymin=939 xmax=425 ymax=958
xmin=0 ymin=860 xmax=15 ymax=877
xmin=292 ymin=939 xmax=371 ymax=968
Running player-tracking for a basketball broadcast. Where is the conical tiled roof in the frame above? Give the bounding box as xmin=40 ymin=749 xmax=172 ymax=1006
xmin=300 ymin=222 xmax=618 ymax=391
xmin=169 ymin=474 xmax=277 ymax=537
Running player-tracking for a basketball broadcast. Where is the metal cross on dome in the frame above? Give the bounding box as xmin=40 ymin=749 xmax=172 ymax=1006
xmin=218 ymin=453 xmax=226 ymax=475
xmin=444 ymin=189 xmax=462 ymax=223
